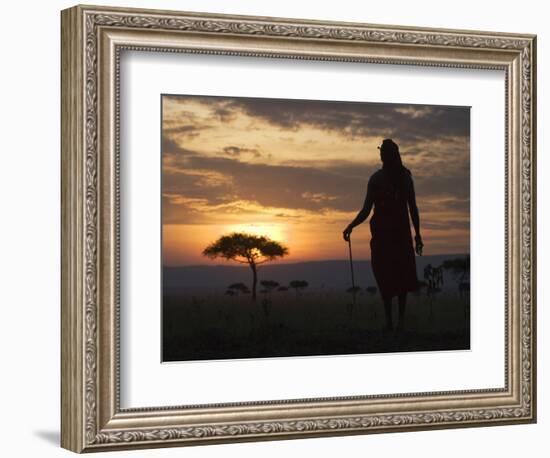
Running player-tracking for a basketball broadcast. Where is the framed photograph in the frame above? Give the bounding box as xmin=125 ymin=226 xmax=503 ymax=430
xmin=161 ymin=94 xmax=472 ymax=361
xmin=61 ymin=4 xmax=536 ymax=453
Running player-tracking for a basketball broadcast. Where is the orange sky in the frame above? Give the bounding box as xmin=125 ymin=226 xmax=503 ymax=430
xmin=162 ymin=95 xmax=470 ymax=266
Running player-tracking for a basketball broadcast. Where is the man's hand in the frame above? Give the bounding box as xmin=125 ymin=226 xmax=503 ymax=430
xmin=343 ymin=225 xmax=353 ymax=242
xmin=414 ymin=234 xmax=424 ymax=256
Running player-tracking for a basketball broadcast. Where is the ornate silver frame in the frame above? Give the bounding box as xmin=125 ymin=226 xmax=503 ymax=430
xmin=61 ymin=4 xmax=537 ymax=453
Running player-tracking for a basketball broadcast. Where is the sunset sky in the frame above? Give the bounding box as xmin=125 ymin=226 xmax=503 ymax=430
xmin=162 ymin=95 xmax=470 ymax=266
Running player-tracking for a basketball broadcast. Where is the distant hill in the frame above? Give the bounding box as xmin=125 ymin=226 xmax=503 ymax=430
xmin=163 ymin=254 xmax=468 ymax=294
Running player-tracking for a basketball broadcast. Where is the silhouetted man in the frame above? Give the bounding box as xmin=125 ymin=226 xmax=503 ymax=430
xmin=343 ymin=139 xmax=423 ymax=331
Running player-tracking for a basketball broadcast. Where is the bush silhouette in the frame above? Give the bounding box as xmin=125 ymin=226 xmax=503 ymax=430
xmin=366 ymin=286 xmax=377 ymax=294
xmin=260 ymin=280 xmax=279 ymax=291
xmin=260 ymin=280 xmax=279 ymax=302
xmin=227 ymin=282 xmax=250 ymax=295
xmin=289 ymin=280 xmax=309 ymax=297
xmin=442 ymin=255 xmax=470 ymax=283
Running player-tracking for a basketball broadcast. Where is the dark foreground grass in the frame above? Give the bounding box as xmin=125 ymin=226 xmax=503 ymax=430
xmin=162 ymin=290 xmax=470 ymax=362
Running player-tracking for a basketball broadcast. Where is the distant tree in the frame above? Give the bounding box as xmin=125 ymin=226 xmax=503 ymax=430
xmin=289 ymin=280 xmax=309 ymax=298
xmin=424 ymin=264 xmax=444 ymax=293
xmin=260 ymin=280 xmax=280 ymax=295
xmin=366 ymin=286 xmax=378 ymax=295
xmin=203 ymin=232 xmax=288 ymax=301
xmin=259 ymin=281 xmax=280 ymax=317
xmin=346 ymin=286 xmax=361 ymax=294
xmin=442 ymin=255 xmax=470 ymax=301
xmin=227 ymin=282 xmax=251 ymax=295
xmin=442 ymin=255 xmax=470 ymax=283
xmin=344 ymin=285 xmax=362 ymax=316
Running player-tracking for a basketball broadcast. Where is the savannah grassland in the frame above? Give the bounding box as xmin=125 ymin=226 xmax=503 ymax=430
xmin=162 ymin=285 xmax=470 ymax=362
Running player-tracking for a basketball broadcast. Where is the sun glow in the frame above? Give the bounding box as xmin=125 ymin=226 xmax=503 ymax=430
xmin=223 ymin=223 xmax=287 ymax=242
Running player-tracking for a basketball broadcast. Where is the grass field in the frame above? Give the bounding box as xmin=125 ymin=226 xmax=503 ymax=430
xmin=162 ymin=287 xmax=470 ymax=362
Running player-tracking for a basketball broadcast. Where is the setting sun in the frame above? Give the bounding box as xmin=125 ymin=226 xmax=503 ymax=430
xmin=223 ymin=223 xmax=287 ymax=242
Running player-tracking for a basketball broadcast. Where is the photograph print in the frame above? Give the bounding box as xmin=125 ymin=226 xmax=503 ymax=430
xmin=161 ymin=94 xmax=470 ymax=362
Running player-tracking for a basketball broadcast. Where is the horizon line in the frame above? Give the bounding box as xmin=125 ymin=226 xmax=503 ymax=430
xmin=164 ymin=252 xmax=469 ymax=269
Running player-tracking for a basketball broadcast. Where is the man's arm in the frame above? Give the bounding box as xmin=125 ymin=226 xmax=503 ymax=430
xmin=407 ymin=174 xmax=423 ymax=254
xmin=343 ymin=178 xmax=374 ymax=241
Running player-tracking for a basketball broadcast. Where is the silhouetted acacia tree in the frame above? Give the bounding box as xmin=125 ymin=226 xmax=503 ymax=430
xmin=260 ymin=280 xmax=279 ymax=297
xmin=289 ymin=280 xmax=309 ymax=298
xmin=227 ymin=282 xmax=250 ymax=295
xmin=203 ymin=232 xmax=288 ymax=301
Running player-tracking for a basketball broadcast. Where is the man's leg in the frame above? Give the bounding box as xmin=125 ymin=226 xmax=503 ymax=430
xmin=383 ymin=294 xmax=393 ymax=331
xmin=397 ymin=293 xmax=407 ymax=331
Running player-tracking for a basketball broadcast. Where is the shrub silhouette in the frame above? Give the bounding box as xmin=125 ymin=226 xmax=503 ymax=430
xmin=203 ymin=232 xmax=288 ymax=301
xmin=259 ymin=281 xmax=279 ymax=317
xmin=227 ymin=282 xmax=250 ymax=295
xmin=289 ymin=280 xmax=309 ymax=298
xmin=260 ymin=280 xmax=279 ymax=292
xmin=260 ymin=280 xmax=279 ymax=297
xmin=442 ymin=255 xmax=470 ymax=283
xmin=366 ymin=286 xmax=377 ymax=294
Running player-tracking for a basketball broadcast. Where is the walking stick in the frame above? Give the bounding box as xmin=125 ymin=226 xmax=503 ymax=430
xmin=347 ymin=235 xmax=357 ymax=313
xmin=347 ymin=236 xmax=356 ymax=290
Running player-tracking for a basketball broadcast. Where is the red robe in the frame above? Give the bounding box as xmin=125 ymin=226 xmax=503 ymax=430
xmin=368 ymin=169 xmax=418 ymax=298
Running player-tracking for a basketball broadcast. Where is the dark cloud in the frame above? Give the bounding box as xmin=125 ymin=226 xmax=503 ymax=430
xmin=212 ymin=106 xmax=237 ymax=123
xmin=162 ymin=136 xmax=181 ymax=154
xmin=167 ymin=95 xmax=470 ymax=144
xmin=222 ymin=146 xmax=261 ymax=158
xmin=442 ymin=197 xmax=470 ymax=212
xmin=162 ymin=143 xmax=469 ymax=227
xmin=162 ymin=95 xmax=470 ymax=240
xmin=162 ymin=124 xmax=206 ymax=139
xmin=163 ymin=147 xmax=367 ymax=214
xmin=162 ymin=104 xmax=216 ymax=139
xmin=399 ymin=149 xmax=423 ymax=157
xmin=275 ymin=213 xmax=302 ymax=219
xmin=414 ymin=175 xmax=469 ymax=200
xmin=422 ymin=220 xmax=470 ymax=231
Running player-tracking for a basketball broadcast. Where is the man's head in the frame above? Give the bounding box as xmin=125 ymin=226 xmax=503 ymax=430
xmin=379 ymin=138 xmax=401 ymax=168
